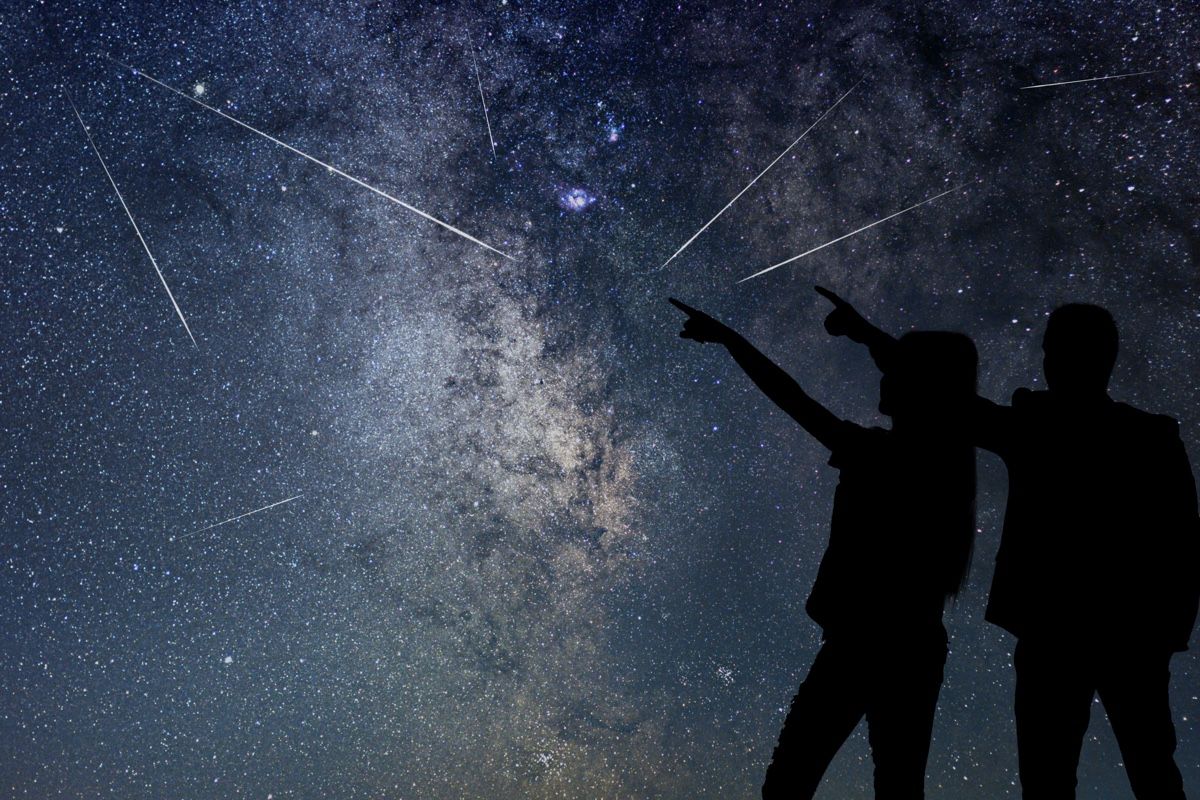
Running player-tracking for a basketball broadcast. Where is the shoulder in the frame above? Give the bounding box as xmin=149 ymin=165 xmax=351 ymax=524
xmin=1010 ymin=387 xmax=1046 ymax=407
xmin=1112 ymin=402 xmax=1182 ymax=439
xmin=828 ymin=421 xmax=888 ymax=468
xmin=837 ymin=420 xmax=888 ymax=447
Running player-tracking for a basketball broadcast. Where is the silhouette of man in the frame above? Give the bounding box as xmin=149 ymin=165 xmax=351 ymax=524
xmin=820 ymin=288 xmax=1200 ymax=800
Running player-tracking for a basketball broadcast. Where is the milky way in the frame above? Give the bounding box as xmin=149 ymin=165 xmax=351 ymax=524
xmin=2 ymin=2 xmax=1198 ymax=798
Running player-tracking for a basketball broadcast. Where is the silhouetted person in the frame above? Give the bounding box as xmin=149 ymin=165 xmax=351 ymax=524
xmin=820 ymin=288 xmax=1200 ymax=800
xmin=669 ymin=298 xmax=978 ymax=800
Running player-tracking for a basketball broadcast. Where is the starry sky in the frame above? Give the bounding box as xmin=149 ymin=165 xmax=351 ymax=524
xmin=2 ymin=1 xmax=1198 ymax=797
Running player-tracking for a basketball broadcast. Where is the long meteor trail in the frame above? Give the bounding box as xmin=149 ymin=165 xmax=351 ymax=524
xmin=174 ymin=493 xmax=304 ymax=540
xmin=466 ymin=30 xmax=497 ymax=157
xmin=737 ymin=183 xmax=968 ymax=284
xmin=654 ymin=80 xmax=861 ymax=273
xmin=1020 ymin=69 xmax=1157 ymax=90
xmin=67 ymin=93 xmax=198 ymax=347
xmin=107 ymin=57 xmax=514 ymax=260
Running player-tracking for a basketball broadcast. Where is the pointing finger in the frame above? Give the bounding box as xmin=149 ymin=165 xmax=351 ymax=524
xmin=668 ymin=297 xmax=700 ymax=316
xmin=814 ymin=285 xmax=847 ymax=307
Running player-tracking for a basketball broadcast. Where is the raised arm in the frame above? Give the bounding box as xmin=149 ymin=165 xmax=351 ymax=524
xmin=815 ymin=285 xmax=1020 ymax=456
xmin=669 ymin=298 xmax=844 ymax=450
xmin=815 ymin=285 xmax=898 ymax=371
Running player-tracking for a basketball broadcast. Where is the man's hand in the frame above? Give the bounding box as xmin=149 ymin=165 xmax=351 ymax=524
xmin=815 ymin=285 xmax=868 ymax=339
xmin=669 ymin=298 xmax=733 ymax=344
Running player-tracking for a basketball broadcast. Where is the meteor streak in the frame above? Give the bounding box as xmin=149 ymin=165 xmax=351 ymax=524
xmin=106 ymin=57 xmax=514 ymax=260
xmin=654 ymin=80 xmax=861 ymax=273
xmin=466 ymin=30 xmax=497 ymax=157
xmin=1019 ymin=69 xmax=1157 ymax=90
xmin=174 ymin=493 xmax=304 ymax=541
xmin=66 ymin=93 xmax=197 ymax=347
xmin=737 ymin=183 xmax=968 ymax=283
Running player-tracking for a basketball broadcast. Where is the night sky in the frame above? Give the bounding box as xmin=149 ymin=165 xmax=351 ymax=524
xmin=2 ymin=1 xmax=1198 ymax=797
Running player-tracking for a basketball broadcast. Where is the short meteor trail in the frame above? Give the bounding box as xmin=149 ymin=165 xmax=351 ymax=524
xmin=654 ymin=80 xmax=861 ymax=273
xmin=737 ymin=183 xmax=968 ymax=284
xmin=106 ymin=57 xmax=514 ymax=260
xmin=1020 ymin=69 xmax=1157 ymax=90
xmin=67 ymin=93 xmax=198 ymax=347
xmin=174 ymin=493 xmax=304 ymax=540
xmin=466 ymin=30 xmax=497 ymax=157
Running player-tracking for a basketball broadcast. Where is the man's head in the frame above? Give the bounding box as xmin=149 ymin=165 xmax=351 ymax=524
xmin=1042 ymin=304 xmax=1118 ymax=398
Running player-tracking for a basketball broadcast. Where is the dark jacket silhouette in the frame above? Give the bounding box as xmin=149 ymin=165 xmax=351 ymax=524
xmin=670 ymin=297 xmax=977 ymax=800
xmin=980 ymin=389 xmax=1200 ymax=651
xmin=820 ymin=288 xmax=1200 ymax=800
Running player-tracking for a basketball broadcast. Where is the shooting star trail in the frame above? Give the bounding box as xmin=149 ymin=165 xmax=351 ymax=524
xmin=466 ymin=30 xmax=497 ymax=157
xmin=105 ymin=57 xmax=514 ymax=260
xmin=173 ymin=493 xmax=304 ymax=541
xmin=67 ymin=93 xmax=198 ymax=347
xmin=737 ymin=183 xmax=968 ymax=284
xmin=1020 ymin=69 xmax=1157 ymax=90
xmin=653 ymin=80 xmax=861 ymax=273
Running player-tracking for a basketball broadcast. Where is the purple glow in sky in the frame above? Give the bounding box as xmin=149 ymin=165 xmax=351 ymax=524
xmin=560 ymin=187 xmax=596 ymax=211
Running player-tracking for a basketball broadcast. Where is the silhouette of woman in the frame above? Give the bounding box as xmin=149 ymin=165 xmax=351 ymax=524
xmin=669 ymin=297 xmax=978 ymax=799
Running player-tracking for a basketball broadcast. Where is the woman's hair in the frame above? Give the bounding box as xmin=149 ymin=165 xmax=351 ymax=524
xmin=891 ymin=331 xmax=978 ymax=597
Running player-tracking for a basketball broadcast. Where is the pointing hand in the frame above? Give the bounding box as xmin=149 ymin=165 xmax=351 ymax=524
xmin=815 ymin=285 xmax=868 ymax=339
xmin=669 ymin=298 xmax=733 ymax=344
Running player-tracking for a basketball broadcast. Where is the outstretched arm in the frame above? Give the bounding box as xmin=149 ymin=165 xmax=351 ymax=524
xmin=815 ymin=286 xmax=898 ymax=371
xmin=815 ymin=285 xmax=1018 ymax=455
xmin=669 ymin=298 xmax=844 ymax=450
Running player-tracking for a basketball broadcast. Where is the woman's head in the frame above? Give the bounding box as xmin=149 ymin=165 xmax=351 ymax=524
xmin=879 ymin=331 xmax=978 ymax=426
